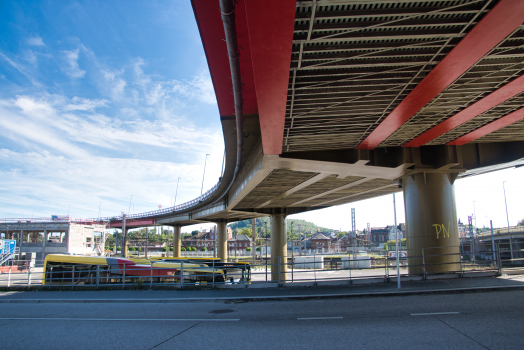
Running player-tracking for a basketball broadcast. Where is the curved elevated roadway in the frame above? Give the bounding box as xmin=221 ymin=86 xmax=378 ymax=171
xmin=104 ymin=0 xmax=524 ymax=279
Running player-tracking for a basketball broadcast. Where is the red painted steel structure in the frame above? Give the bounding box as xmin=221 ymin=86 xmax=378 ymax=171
xmin=192 ymin=0 xmax=296 ymax=155
xmin=404 ymin=74 xmax=524 ymax=147
xmin=244 ymin=0 xmax=296 ymax=155
xmin=191 ymin=0 xmax=257 ymax=117
xmin=448 ymin=107 xmax=524 ymax=145
xmin=357 ymin=0 xmax=524 ymax=150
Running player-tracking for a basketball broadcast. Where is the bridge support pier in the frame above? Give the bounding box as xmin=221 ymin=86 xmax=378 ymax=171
xmin=217 ymin=221 xmax=227 ymax=261
xmin=173 ymin=226 xmax=181 ymax=257
xmin=123 ymin=228 xmax=129 ymax=257
xmin=271 ymin=213 xmax=287 ymax=283
xmin=403 ymin=172 xmax=460 ymax=275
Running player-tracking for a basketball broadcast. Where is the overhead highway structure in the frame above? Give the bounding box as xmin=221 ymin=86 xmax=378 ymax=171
xmin=108 ymin=0 xmax=524 ymax=279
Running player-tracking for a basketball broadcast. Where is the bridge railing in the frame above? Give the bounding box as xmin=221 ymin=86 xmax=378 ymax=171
xmin=89 ymin=181 xmax=222 ymax=222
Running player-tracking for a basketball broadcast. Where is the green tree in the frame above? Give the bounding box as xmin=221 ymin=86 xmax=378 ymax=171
xmin=518 ymin=218 xmax=524 ymax=226
xmin=191 ymin=230 xmax=199 ymax=236
xmin=239 ymin=227 xmax=252 ymax=238
xmin=383 ymin=242 xmax=388 ymax=251
xmin=246 ymin=247 xmax=252 ymax=252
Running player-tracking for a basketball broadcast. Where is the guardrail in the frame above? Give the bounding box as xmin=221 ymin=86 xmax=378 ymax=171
xmin=1 ymin=246 xmax=516 ymax=290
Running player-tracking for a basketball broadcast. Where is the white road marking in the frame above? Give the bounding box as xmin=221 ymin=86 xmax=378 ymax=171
xmin=0 ymin=317 xmax=239 ymax=322
xmin=298 ymin=317 xmax=343 ymax=320
xmin=410 ymin=312 xmax=459 ymax=316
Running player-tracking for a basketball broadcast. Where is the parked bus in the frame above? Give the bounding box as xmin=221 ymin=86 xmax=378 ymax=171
xmin=129 ymin=256 xmax=251 ymax=284
xmin=42 ymin=254 xmax=226 ymax=286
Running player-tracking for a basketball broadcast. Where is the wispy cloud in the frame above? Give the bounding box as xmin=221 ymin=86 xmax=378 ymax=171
xmin=62 ymin=49 xmax=85 ymax=78
xmin=0 ymin=149 xmax=222 ymax=218
xmin=172 ymin=71 xmax=216 ymax=104
xmin=0 ymin=36 xmax=224 ymax=219
xmin=27 ymin=36 xmax=45 ymax=46
xmin=0 ymin=51 xmax=40 ymax=86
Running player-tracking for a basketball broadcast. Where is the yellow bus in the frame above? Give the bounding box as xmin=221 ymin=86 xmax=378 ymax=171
xmin=42 ymin=254 xmax=226 ymax=286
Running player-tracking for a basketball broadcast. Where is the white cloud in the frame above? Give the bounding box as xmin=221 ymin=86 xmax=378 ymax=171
xmin=0 ymin=51 xmax=40 ymax=86
xmin=27 ymin=36 xmax=45 ymax=46
xmin=172 ymin=71 xmax=216 ymax=104
xmin=64 ymin=96 xmax=109 ymax=111
xmin=62 ymin=49 xmax=85 ymax=78
xmin=0 ymin=149 xmax=218 ymax=218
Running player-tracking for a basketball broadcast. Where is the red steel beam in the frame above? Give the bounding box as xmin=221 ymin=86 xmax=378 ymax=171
xmin=357 ymin=0 xmax=524 ymax=150
xmin=191 ymin=0 xmax=257 ymax=117
xmin=447 ymin=108 xmax=524 ymax=145
xmin=404 ymin=74 xmax=524 ymax=147
xmin=244 ymin=0 xmax=297 ymax=155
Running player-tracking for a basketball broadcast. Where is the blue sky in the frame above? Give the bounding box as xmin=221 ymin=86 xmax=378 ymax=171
xmin=0 ymin=1 xmax=522 ymax=232
xmin=0 ymin=0 xmax=225 ymax=224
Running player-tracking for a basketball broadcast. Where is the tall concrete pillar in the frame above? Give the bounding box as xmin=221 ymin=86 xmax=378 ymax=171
xmin=123 ymin=228 xmax=129 ymax=257
xmin=217 ymin=221 xmax=228 ymax=261
xmin=271 ymin=214 xmax=287 ymax=282
xmin=403 ymin=173 xmax=460 ymax=275
xmin=43 ymin=230 xmax=47 ymax=248
xmin=19 ymin=230 xmax=23 ymax=248
xmin=173 ymin=226 xmax=181 ymax=257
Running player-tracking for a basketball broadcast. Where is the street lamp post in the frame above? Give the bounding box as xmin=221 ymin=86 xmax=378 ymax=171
xmin=200 ymin=154 xmax=210 ymax=200
xmin=473 ymin=200 xmax=477 ymax=230
xmin=503 ymin=181 xmax=513 ymax=260
xmin=174 ymin=177 xmax=181 ymax=208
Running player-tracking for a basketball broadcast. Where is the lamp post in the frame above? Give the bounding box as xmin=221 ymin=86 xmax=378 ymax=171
xmin=473 ymin=200 xmax=477 ymax=230
xmin=174 ymin=177 xmax=181 ymax=208
xmin=503 ymin=181 xmax=513 ymax=260
xmin=200 ymin=154 xmax=210 ymax=200
xmin=128 ymin=195 xmax=133 ymax=215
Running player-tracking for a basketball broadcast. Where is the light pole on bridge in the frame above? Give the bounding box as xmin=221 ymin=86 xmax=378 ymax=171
xmin=201 ymin=154 xmax=210 ymax=200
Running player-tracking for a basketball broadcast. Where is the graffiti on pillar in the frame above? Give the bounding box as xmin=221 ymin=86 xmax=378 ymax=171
xmin=433 ymin=222 xmax=451 ymax=239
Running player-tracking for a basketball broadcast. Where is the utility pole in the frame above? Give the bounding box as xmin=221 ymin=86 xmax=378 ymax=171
xmin=393 ymin=193 xmax=400 ymax=289
xmin=122 ymin=213 xmax=127 ymax=257
xmin=252 ymin=218 xmax=256 ymax=264
xmin=145 ymin=227 xmax=149 ymax=259
xmin=503 ymin=181 xmax=513 ymax=260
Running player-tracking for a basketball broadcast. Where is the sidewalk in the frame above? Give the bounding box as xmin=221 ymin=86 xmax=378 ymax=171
xmin=0 ymin=274 xmax=523 ymax=303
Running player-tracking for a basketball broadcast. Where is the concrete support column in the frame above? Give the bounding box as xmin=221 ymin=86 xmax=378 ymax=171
xmin=217 ymin=222 xmax=228 ymax=261
xmin=43 ymin=230 xmax=47 ymax=248
xmin=271 ymin=214 xmax=287 ymax=282
xmin=173 ymin=226 xmax=181 ymax=257
xmin=123 ymin=228 xmax=129 ymax=257
xmin=19 ymin=230 xmax=23 ymax=248
xmin=403 ymin=173 xmax=460 ymax=275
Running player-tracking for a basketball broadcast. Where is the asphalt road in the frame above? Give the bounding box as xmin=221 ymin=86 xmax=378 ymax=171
xmin=1 ymin=289 xmax=523 ymax=349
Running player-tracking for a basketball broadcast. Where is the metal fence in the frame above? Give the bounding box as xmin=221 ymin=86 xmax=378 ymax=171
xmin=1 ymin=246 xmax=522 ymax=290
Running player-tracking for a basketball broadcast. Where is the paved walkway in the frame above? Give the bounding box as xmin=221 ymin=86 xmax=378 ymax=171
xmin=1 ymin=274 xmax=523 ymax=303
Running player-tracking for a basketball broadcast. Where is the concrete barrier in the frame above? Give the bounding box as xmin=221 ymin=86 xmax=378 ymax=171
xmin=294 ymin=256 xmax=324 ymax=269
xmin=342 ymin=256 xmax=371 ymax=269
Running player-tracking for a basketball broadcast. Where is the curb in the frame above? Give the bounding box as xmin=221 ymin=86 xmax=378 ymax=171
xmin=1 ymin=284 xmax=523 ymax=303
